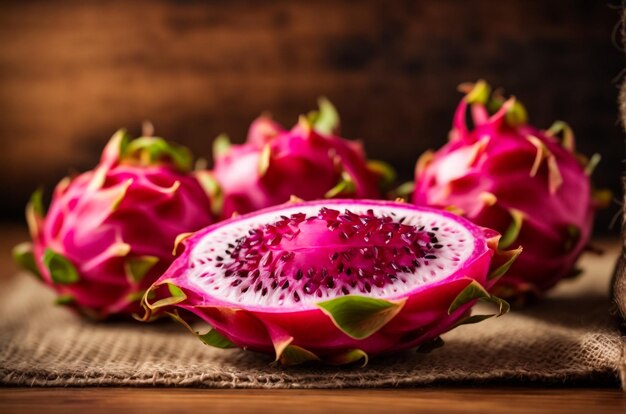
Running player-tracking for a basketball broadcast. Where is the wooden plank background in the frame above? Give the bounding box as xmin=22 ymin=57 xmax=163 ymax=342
xmin=0 ymin=0 xmax=622 ymax=232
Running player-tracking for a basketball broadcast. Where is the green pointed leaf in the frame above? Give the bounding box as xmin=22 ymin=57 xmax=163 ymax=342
xmin=126 ymin=289 xmax=150 ymax=303
xmin=212 ymin=133 xmax=231 ymax=159
xmin=499 ymin=209 xmax=523 ymax=250
xmin=448 ymin=280 xmax=490 ymax=314
xmin=317 ymin=295 xmax=406 ymax=340
xmin=391 ymin=181 xmax=415 ymax=200
xmin=486 ymin=295 xmax=510 ymax=315
xmin=546 ymin=120 xmax=575 ymax=152
xmin=194 ymin=170 xmax=223 ymax=217
xmin=465 ymin=80 xmax=491 ymax=104
xmin=258 ymin=143 xmax=272 ymax=176
xmin=123 ymin=137 xmax=193 ymax=172
xmin=55 ymin=294 xmax=75 ymax=305
xmin=416 ymin=336 xmax=445 ymax=354
xmin=198 ymin=329 xmax=236 ymax=349
xmin=172 ymin=232 xmax=193 ymax=256
xmin=166 ymin=309 xmax=236 ymax=349
xmin=29 ymin=188 xmax=45 ymax=217
xmin=324 ymin=172 xmax=356 ymax=198
xmin=126 ymin=256 xmax=159 ymax=283
xmin=584 ymin=153 xmax=601 ymax=176
xmin=310 ymin=97 xmax=340 ymax=135
xmin=145 ymin=282 xmax=187 ymax=310
xmin=367 ymin=160 xmax=396 ymax=190
xmin=505 ymin=100 xmax=528 ymax=126
xmin=43 ymin=249 xmax=79 ymax=285
xmin=452 ymin=313 xmax=495 ymax=328
xmin=278 ymin=345 xmax=320 ymax=367
xmin=449 ymin=281 xmax=510 ymax=318
xmin=488 ymin=246 xmax=522 ymax=280
xmin=26 ymin=188 xmax=45 ymax=238
xmin=12 ymin=242 xmax=41 ymax=279
xmin=327 ymin=349 xmax=369 ymax=367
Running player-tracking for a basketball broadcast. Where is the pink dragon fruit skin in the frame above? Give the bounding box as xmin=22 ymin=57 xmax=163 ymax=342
xmin=209 ymin=99 xmax=387 ymax=220
xmin=142 ymin=199 xmax=519 ymax=365
xmin=413 ymin=81 xmax=598 ymax=296
xmin=15 ymin=130 xmax=215 ymax=319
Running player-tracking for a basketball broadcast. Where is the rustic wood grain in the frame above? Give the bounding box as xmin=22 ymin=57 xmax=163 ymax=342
xmin=0 ymin=0 xmax=622 ymax=230
xmin=0 ymin=388 xmax=625 ymax=414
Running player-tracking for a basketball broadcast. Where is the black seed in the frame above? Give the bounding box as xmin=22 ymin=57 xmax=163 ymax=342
xmin=236 ymin=270 xmax=249 ymax=278
xmin=241 ymin=287 xmax=249 ymax=293
xmin=270 ymin=280 xmax=278 ymax=289
xmin=262 ymin=287 xmax=268 ymax=296
xmin=364 ymin=282 xmax=372 ymax=293
xmin=295 ymin=269 xmax=303 ymax=280
xmin=231 ymin=279 xmax=242 ymax=287
xmin=432 ymin=227 xmax=439 ymax=231
xmin=346 ymin=268 xmax=353 ymax=276
xmin=337 ymin=263 xmax=344 ymax=273
xmin=227 ymin=243 xmax=235 ymax=249
xmin=341 ymin=286 xmax=350 ymax=295
xmin=329 ymin=252 xmax=339 ymax=262
xmin=250 ymin=269 xmax=260 ymax=279
xmin=224 ymin=270 xmax=234 ymax=277
xmin=434 ymin=244 xmax=443 ymax=249
xmin=293 ymin=292 xmax=301 ymax=302
xmin=215 ymin=256 xmax=223 ymax=261
xmin=281 ymin=280 xmax=290 ymax=289
xmin=326 ymin=278 xmax=335 ymax=289
xmin=425 ymin=254 xmax=437 ymax=259
xmin=255 ymin=282 xmax=263 ymax=292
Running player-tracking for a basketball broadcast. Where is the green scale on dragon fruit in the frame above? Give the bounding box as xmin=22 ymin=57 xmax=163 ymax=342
xmin=412 ymin=81 xmax=609 ymax=298
xmin=142 ymin=199 xmax=520 ymax=366
xmin=13 ymin=130 xmax=216 ymax=319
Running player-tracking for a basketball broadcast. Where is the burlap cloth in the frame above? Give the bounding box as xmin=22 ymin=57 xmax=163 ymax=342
xmin=1 ymin=242 xmax=624 ymax=389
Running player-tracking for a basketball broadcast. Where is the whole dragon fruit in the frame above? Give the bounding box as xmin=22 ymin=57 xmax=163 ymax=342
xmin=413 ymin=81 xmax=602 ymax=297
xmin=13 ymin=130 xmax=215 ymax=319
xmin=205 ymin=99 xmax=393 ymax=219
xmin=141 ymin=199 xmax=519 ymax=366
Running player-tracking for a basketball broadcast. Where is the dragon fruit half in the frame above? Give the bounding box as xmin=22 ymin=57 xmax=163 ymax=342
xmin=205 ymin=99 xmax=393 ymax=220
xmin=13 ymin=130 xmax=215 ymax=319
xmin=413 ymin=81 xmax=603 ymax=297
xmin=141 ymin=199 xmax=519 ymax=365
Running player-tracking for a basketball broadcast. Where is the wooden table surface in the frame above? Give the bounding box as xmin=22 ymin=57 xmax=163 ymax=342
xmin=0 ymin=224 xmax=624 ymax=413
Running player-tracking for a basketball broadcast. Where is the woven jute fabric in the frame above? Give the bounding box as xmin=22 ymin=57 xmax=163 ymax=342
xmin=1 ymin=244 xmax=625 ymax=388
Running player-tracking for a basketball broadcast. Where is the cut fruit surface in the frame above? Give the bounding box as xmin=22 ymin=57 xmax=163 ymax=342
xmin=143 ymin=199 xmax=519 ymax=365
xmin=186 ymin=202 xmax=479 ymax=309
